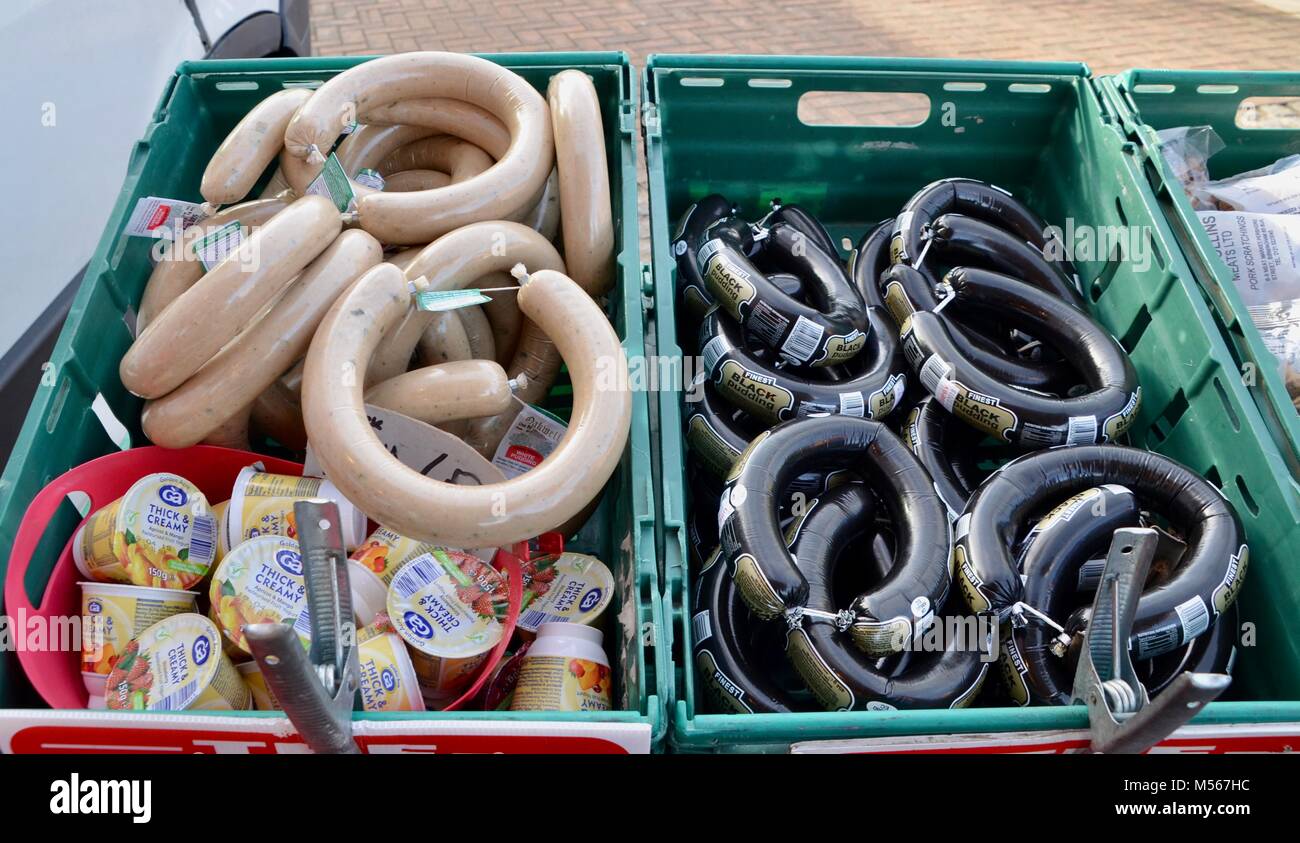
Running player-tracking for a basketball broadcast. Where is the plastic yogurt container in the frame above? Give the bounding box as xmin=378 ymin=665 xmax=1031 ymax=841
xmin=387 ymin=548 xmax=507 ymax=707
xmin=516 ymin=552 xmax=614 ymax=636
xmin=208 ymin=535 xmax=311 ymax=658
xmin=510 ymin=623 xmax=612 ymax=712
xmin=72 ymin=473 xmax=217 ymax=589
xmin=80 ymin=582 xmax=198 ymax=700
xmin=218 ymin=467 xmax=366 ymax=557
xmin=105 ymin=613 xmax=250 ymax=711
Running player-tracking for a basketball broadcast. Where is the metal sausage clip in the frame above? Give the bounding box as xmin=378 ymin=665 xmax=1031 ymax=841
xmin=1070 ymin=527 xmax=1230 ymax=754
xmin=244 ymin=499 xmax=361 ymax=754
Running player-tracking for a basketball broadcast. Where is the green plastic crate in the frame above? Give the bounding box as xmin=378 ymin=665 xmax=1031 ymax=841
xmin=643 ymin=54 xmax=1300 ymax=752
xmin=0 ymin=54 xmax=671 ymax=750
xmin=1102 ymin=69 xmax=1300 ymax=481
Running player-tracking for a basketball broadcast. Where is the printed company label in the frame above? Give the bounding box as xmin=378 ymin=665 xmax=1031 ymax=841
xmin=686 ymin=413 xmax=742 ymax=477
xmin=999 ymin=627 xmax=1031 ymax=706
xmin=124 ymin=196 xmax=207 ymax=239
xmin=719 ymin=360 xmax=795 ymax=421
xmin=209 ymin=535 xmax=310 ymax=657
xmin=953 ymin=543 xmax=992 ymax=614
xmin=305 ymin=152 xmax=356 ymax=213
xmin=868 ymin=372 xmax=906 ymax=419
xmin=515 ymin=552 xmax=614 ymax=633
xmin=492 ymin=404 xmax=566 ymax=478
xmin=726 ymin=429 xmax=771 ymax=483
xmin=1212 ymin=544 xmax=1249 ymax=614
xmin=1103 ymin=387 xmax=1141 ymax=442
xmin=849 ymin=616 xmax=910 ymax=655
xmin=699 ymin=239 xmax=757 ymax=321
xmin=882 ymin=280 xmax=915 ymax=327
xmin=731 ymin=553 xmax=785 ymax=620
xmin=817 ymin=329 xmax=866 ymax=366
xmin=511 ymin=655 xmax=612 ymax=712
xmin=696 ymin=649 xmax=754 ymax=714
xmin=105 ymin=614 xmax=248 ymax=712
xmin=785 ymin=628 xmax=854 ymax=712
xmin=191 ymin=220 xmax=244 ymax=271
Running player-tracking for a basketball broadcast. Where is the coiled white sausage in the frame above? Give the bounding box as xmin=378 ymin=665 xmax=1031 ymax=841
xmin=378 ymin=136 xmax=493 ymax=182
xmin=283 ymin=52 xmax=553 ymax=245
xmin=384 ymin=169 xmax=451 ymax=192
xmin=136 ymin=196 xmax=289 ymax=334
xmin=201 ymin=88 xmax=312 ymax=207
xmin=141 ymin=229 xmax=383 ymax=448
xmin=370 ymin=221 xmax=563 ymax=386
xmin=455 ymin=303 xmax=496 ymax=362
xmin=547 ymin=70 xmax=615 ymax=297
xmin=415 ymin=310 xmax=474 ymax=366
xmin=302 ymin=263 xmax=629 ymax=546
xmin=120 ymin=195 xmax=342 ymax=399
xmin=359 ymin=97 xmax=511 ymax=158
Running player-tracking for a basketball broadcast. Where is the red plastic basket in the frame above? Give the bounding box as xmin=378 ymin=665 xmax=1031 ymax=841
xmin=5 ymin=446 xmax=301 ymax=709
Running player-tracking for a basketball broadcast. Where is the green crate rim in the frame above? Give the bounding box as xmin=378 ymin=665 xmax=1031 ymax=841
xmin=643 ymin=54 xmax=1300 ymax=752
xmin=0 ymin=53 xmax=670 ymax=750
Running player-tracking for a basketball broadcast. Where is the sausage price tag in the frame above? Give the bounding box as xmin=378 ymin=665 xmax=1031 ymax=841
xmin=414 ymin=289 xmax=495 ymax=312
xmin=305 ymin=152 xmax=357 ymax=213
xmin=123 ymin=196 xmax=208 ymax=239
xmin=191 ymin=221 xmax=244 ymax=271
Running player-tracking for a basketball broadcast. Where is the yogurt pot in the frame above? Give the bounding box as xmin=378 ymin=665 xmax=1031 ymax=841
xmin=208 ymin=535 xmax=311 ymax=658
xmin=348 ymin=527 xmax=433 ymax=625
xmin=237 ymin=660 xmax=279 ymax=711
xmin=105 ymin=613 xmax=250 ymax=711
xmin=387 ymin=548 xmax=508 ymax=707
xmin=509 ymin=623 xmax=612 ymax=712
xmin=356 ymin=621 xmax=425 ymax=712
xmin=516 ymin=552 xmax=614 ymax=637
xmin=219 ymin=467 xmax=366 ymax=557
xmin=72 ymin=473 xmax=218 ymax=589
xmin=80 ymin=582 xmax=198 ymax=700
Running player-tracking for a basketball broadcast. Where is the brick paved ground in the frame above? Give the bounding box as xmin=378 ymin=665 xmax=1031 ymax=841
xmin=311 ymin=0 xmax=1300 ymax=73
xmin=310 ymin=0 xmax=1300 ymax=255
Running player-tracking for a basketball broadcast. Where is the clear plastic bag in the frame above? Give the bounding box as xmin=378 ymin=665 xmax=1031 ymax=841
xmin=1196 ymin=154 xmax=1300 ymax=215
xmin=1156 ymin=125 xmax=1225 ymax=210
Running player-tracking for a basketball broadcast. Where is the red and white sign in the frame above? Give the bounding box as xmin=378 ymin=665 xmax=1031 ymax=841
xmin=790 ymin=722 xmax=1300 ymax=754
xmin=0 ymin=710 xmax=652 ymax=754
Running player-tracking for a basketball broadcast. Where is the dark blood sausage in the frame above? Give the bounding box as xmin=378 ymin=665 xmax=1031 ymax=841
xmin=697 ymin=218 xmax=868 ymax=366
xmin=881 ymin=264 xmax=1072 ymax=393
xmin=926 ymin=214 xmax=1083 ymax=308
xmin=717 ymin=416 xmax=951 ymax=657
xmin=766 ymin=201 xmax=843 ymax=264
xmin=900 ymin=267 xmax=1140 ymax=448
xmin=1001 ymin=485 xmax=1142 ymax=705
xmin=1141 ymin=605 xmax=1237 ymax=697
xmin=890 ymin=178 xmax=1076 ymax=282
xmin=692 ymin=547 xmax=804 ymax=714
xmin=849 ymin=219 xmax=893 ymax=312
xmin=700 ymin=308 xmax=906 ymax=425
xmin=783 ymin=483 xmax=988 ymax=710
xmin=903 ymin=397 xmax=987 ymax=520
xmin=672 ymin=194 xmax=735 ymax=340
xmin=954 ymin=445 xmax=1249 ymax=662
xmin=685 ymin=374 xmax=842 ymax=499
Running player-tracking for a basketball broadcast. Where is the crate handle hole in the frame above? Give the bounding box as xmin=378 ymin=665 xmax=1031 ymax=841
xmin=841 ymin=236 xmax=854 ymax=252
xmin=1132 ymin=83 xmax=1176 ymax=94
xmin=1235 ymin=475 xmax=1260 ymax=516
xmin=282 ymin=80 xmax=324 ymax=90
xmin=944 ymin=81 xmax=987 ymax=92
xmin=1008 ymin=83 xmax=1051 ymax=94
xmin=748 ymin=78 xmax=792 ymax=89
xmin=1212 ymin=376 xmax=1241 ymax=431
xmin=1197 ymin=84 xmax=1239 ymax=95
xmin=1235 ymin=96 xmax=1300 ymax=130
xmin=679 ymin=77 xmax=724 ymax=88
xmin=215 ymin=81 xmax=260 ymax=92
xmin=797 ymin=91 xmax=930 ymax=127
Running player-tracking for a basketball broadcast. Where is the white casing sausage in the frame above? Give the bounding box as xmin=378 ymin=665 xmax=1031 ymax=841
xmin=137 ymin=196 xmax=288 ymax=334
xmin=302 ymin=264 xmax=629 ymax=546
xmin=283 ymin=52 xmax=553 ymax=245
xmin=142 ymin=229 xmax=382 ymax=448
xmin=383 ymin=169 xmax=451 ymax=192
xmin=359 ymin=97 xmax=511 ymax=158
xmin=201 ymin=87 xmax=312 ymax=207
xmin=547 ymin=70 xmax=615 ymax=297
xmin=121 ymin=194 xmax=342 ymax=399
xmin=415 ymin=310 xmax=474 ymax=366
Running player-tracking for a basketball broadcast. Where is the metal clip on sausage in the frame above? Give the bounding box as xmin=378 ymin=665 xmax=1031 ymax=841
xmin=245 ymin=499 xmax=360 ymax=754
xmin=1070 ymin=527 xmax=1230 ymax=754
